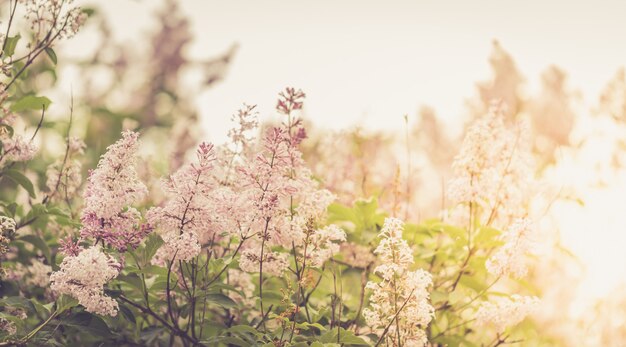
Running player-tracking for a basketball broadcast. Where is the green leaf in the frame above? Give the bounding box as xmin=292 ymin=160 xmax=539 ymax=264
xmin=204 ymin=336 xmax=250 ymax=346
xmin=44 ymin=47 xmax=57 ymax=65
xmin=319 ymin=328 xmax=369 ymax=346
xmin=4 ymin=202 xmax=17 ymax=217
xmin=62 ymin=312 xmax=113 ymax=337
xmin=458 ymin=274 xmax=488 ymax=293
xmin=10 ymin=95 xmax=52 ymax=112
xmin=56 ymin=295 xmax=78 ymax=313
xmin=140 ymin=326 xmax=163 ymax=344
xmin=257 ymin=290 xmax=283 ymax=306
xmin=328 ymin=203 xmax=357 ymax=225
xmin=0 ymin=296 xmax=35 ymax=312
xmin=82 ymin=7 xmax=96 ymax=17
xmin=18 ymin=234 xmax=51 ymax=262
xmin=475 ymin=226 xmax=502 ymax=246
xmin=116 ymin=273 xmax=145 ymax=292
xmin=3 ymin=34 xmax=20 ymax=57
xmin=30 ymin=298 xmax=51 ymax=316
xmin=205 ymin=293 xmax=237 ymax=309
xmin=433 ymin=334 xmax=479 ymax=347
xmin=119 ymin=304 xmax=136 ymax=324
xmin=4 ymin=169 xmax=36 ymax=198
xmin=296 ymin=321 xmax=327 ymax=331
xmin=227 ymin=325 xmax=259 ymax=334
xmin=23 ymin=203 xmax=48 ymax=222
xmin=227 ymin=324 xmax=262 ymax=336
xmin=140 ymin=233 xmax=163 ymax=266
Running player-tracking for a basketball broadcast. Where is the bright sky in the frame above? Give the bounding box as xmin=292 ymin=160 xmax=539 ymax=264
xmin=89 ymin=0 xmax=626 ymax=142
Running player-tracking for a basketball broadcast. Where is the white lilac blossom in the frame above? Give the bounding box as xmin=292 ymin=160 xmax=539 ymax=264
xmin=340 ymin=242 xmax=376 ymax=268
xmin=476 ymin=294 xmax=540 ymax=333
xmin=0 ymin=216 xmax=16 ymax=255
xmin=80 ymin=131 xmax=150 ymax=252
xmin=46 ymin=159 xmax=82 ymax=199
xmin=9 ymin=258 xmax=52 ymax=288
xmin=363 ymin=218 xmax=434 ymax=347
xmin=49 ymin=246 xmax=121 ymax=316
xmin=306 ymin=224 xmax=346 ymax=268
xmin=486 ymin=217 xmax=537 ymax=278
xmin=0 ymin=318 xmax=16 ymax=335
xmin=447 ymin=104 xmax=533 ymax=227
xmin=0 ymin=216 xmax=16 ymax=234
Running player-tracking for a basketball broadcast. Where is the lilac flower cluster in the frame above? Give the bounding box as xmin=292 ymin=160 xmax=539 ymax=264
xmin=80 ymin=130 xmax=150 ymax=252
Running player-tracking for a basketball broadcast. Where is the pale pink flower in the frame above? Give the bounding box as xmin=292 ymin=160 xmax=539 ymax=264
xmin=151 ymin=231 xmax=201 ymax=266
xmin=486 ymin=217 xmax=537 ymax=278
xmin=50 ymin=246 xmax=121 ymax=316
xmin=307 ymin=224 xmax=346 ymax=267
xmin=149 ymin=142 xmax=221 ymax=263
xmin=477 ymin=294 xmax=540 ymax=333
xmin=46 ymin=159 xmax=82 ymax=199
xmin=364 ymin=218 xmax=434 ymax=346
xmin=0 ymin=318 xmax=16 ymax=335
xmin=340 ymin=242 xmax=375 ymax=268
xmin=12 ymin=258 xmax=52 ymax=287
xmin=238 ymin=248 xmax=289 ymax=276
xmin=447 ymin=104 xmax=534 ymax=227
xmin=80 ymin=131 xmax=149 ymax=251
xmin=1 ymin=135 xmax=38 ymax=166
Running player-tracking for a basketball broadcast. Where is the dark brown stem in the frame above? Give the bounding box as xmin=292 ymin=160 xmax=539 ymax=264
xmin=374 ymin=288 xmax=416 ymax=347
xmin=118 ymin=295 xmax=203 ymax=346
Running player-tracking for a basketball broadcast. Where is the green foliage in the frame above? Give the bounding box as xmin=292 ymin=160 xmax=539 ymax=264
xmin=44 ymin=48 xmax=57 ymax=65
xmin=10 ymin=95 xmax=52 ymax=112
xmin=3 ymin=169 xmax=36 ymax=198
xmin=3 ymin=34 xmax=20 ymax=57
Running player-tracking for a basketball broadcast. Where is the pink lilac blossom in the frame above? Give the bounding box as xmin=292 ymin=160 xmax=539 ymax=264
xmin=234 ymin=89 xmax=334 ymax=275
xmin=151 ymin=231 xmax=201 ymax=266
xmin=226 ymin=104 xmax=258 ymax=159
xmin=59 ymin=235 xmax=81 ymax=257
xmin=149 ymin=142 xmax=219 ymax=264
xmin=1 ymin=135 xmax=38 ymax=166
xmin=233 ymin=129 xmax=299 ymax=274
xmin=80 ymin=131 xmax=149 ymax=252
xmin=50 ymin=246 xmax=121 ymax=316
xmin=238 ymin=248 xmax=289 ymax=276
xmin=68 ymin=136 xmax=86 ymax=154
